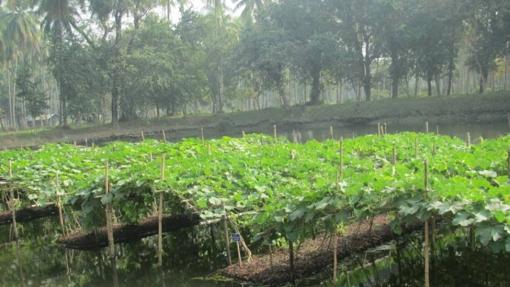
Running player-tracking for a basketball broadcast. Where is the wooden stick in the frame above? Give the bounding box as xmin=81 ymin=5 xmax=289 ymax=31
xmin=141 ymin=130 xmax=145 ymax=141
xmin=333 ymin=142 xmax=343 ymax=283
xmin=436 ymin=126 xmax=439 ymax=135
xmin=56 ymin=172 xmax=66 ymax=235
xmin=466 ymin=132 xmax=471 ymax=148
xmin=273 ymin=124 xmax=277 ymax=140
xmin=223 ymin=208 xmax=232 ymax=265
xmin=8 ymin=160 xmax=18 ymax=240
xmin=158 ymin=155 xmax=166 ymax=267
xmin=425 ymin=121 xmax=429 ymax=133
xmin=392 ymin=143 xmax=397 ymax=176
xmin=384 ymin=122 xmax=388 ymax=135
xmin=162 ymin=130 xmax=167 ymax=142
xmin=424 ymin=160 xmax=430 ymax=287
xmin=377 ymin=123 xmax=381 ymax=136
xmin=236 ymin=240 xmax=242 ymax=267
xmin=105 ymin=162 xmax=115 ymax=258
xmin=330 ymin=126 xmax=334 ymax=140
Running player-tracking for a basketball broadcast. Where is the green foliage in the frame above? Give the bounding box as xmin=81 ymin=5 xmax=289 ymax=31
xmin=1 ymin=133 xmax=510 ymax=252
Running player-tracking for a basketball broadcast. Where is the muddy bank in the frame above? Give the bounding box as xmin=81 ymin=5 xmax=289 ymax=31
xmin=221 ymin=215 xmax=421 ymax=286
xmin=1 ymin=93 xmax=509 ymax=149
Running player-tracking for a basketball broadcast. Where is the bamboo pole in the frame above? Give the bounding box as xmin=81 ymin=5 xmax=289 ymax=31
xmin=333 ymin=141 xmax=344 ymax=283
xmin=273 ymin=124 xmax=277 ymax=140
xmin=223 ymin=207 xmax=232 ymax=265
xmin=236 ymin=240 xmax=242 ymax=267
xmin=424 ymin=160 xmax=430 ymax=287
xmin=105 ymin=162 xmax=115 ymax=258
xmin=330 ymin=126 xmax=334 ymax=139
xmin=436 ymin=126 xmax=439 ymax=135
xmin=466 ymin=132 xmax=471 ymax=148
xmin=384 ymin=122 xmax=388 ymax=135
xmin=162 ymin=130 xmax=167 ymax=142
xmin=392 ymin=143 xmax=397 ymax=176
xmin=377 ymin=123 xmax=381 ymax=136
xmin=158 ymin=155 xmax=165 ymax=267
xmin=56 ymin=172 xmax=66 ymax=235
xmin=141 ymin=130 xmax=145 ymax=141
xmin=425 ymin=121 xmax=429 ymax=133
xmin=8 ymin=160 xmax=18 ymax=240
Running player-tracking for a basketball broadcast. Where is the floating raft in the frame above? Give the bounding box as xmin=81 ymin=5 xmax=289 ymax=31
xmin=58 ymin=213 xmax=201 ymax=250
xmin=222 ymin=215 xmax=422 ymax=285
xmin=0 ymin=204 xmax=58 ymax=225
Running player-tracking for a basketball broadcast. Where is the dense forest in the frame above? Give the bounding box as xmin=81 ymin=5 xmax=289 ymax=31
xmin=0 ymin=0 xmax=509 ymax=129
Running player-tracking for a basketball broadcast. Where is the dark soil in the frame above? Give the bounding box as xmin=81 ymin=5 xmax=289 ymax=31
xmin=222 ymin=215 xmax=420 ymax=286
xmin=58 ymin=213 xmax=201 ymax=250
xmin=0 ymin=204 xmax=58 ymax=225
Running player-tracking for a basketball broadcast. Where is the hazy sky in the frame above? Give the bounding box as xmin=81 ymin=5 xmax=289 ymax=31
xmin=161 ymin=0 xmax=240 ymax=22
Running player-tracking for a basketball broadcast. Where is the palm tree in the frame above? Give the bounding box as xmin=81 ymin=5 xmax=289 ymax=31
xmin=234 ymin=0 xmax=268 ymax=22
xmin=0 ymin=2 xmax=41 ymax=129
xmin=37 ymin=0 xmax=78 ymax=127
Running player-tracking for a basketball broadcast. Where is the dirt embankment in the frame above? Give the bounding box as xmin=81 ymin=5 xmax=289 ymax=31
xmin=1 ymin=93 xmax=509 ymax=149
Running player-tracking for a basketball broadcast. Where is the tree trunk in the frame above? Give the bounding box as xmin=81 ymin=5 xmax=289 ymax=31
xmin=288 ymin=240 xmax=296 ymax=286
xmin=427 ymin=76 xmax=433 ymax=97
xmin=309 ymin=71 xmax=321 ymax=105
xmin=111 ymin=11 xmax=123 ymax=125
xmin=435 ymin=74 xmax=441 ymax=97
xmin=447 ymin=56 xmax=454 ymax=96
xmin=391 ymin=76 xmax=399 ymax=99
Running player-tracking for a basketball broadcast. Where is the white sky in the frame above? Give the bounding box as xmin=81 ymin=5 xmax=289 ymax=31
xmin=158 ymin=0 xmax=241 ymax=23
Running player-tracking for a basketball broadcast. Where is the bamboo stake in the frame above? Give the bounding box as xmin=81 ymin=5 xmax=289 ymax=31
xmin=8 ymin=160 xmax=18 ymax=240
xmin=236 ymin=240 xmax=242 ymax=267
xmin=157 ymin=155 xmax=165 ymax=267
xmin=273 ymin=124 xmax=277 ymax=140
xmin=466 ymin=132 xmax=471 ymax=148
xmin=330 ymin=126 xmax=334 ymax=139
xmin=141 ymin=130 xmax=145 ymax=141
xmin=384 ymin=122 xmax=388 ymax=135
xmin=223 ymin=207 xmax=232 ymax=266
xmin=85 ymin=138 xmax=88 ymax=147
xmin=424 ymin=160 xmax=430 ymax=287
xmin=392 ymin=143 xmax=397 ymax=176
xmin=105 ymin=162 xmax=115 ymax=258
xmin=377 ymin=123 xmax=381 ymax=136
xmin=162 ymin=130 xmax=167 ymax=142
xmin=333 ymin=141 xmax=344 ymax=283
xmin=425 ymin=121 xmax=429 ymax=133
xmin=436 ymin=126 xmax=439 ymax=135
xmin=201 ymin=127 xmax=205 ymax=145
xmin=56 ymin=172 xmax=65 ymax=235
